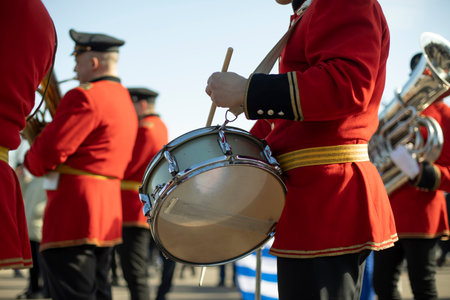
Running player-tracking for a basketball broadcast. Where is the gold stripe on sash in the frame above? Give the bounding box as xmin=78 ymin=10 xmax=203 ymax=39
xmin=55 ymin=164 xmax=116 ymax=180
xmin=0 ymin=146 xmax=9 ymax=164
xmin=120 ymin=180 xmax=141 ymax=191
xmin=277 ymin=144 xmax=369 ymax=171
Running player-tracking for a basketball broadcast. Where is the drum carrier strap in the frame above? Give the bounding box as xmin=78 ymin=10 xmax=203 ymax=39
xmin=228 ymin=0 xmax=313 ymax=117
xmin=277 ymin=144 xmax=369 ymax=171
xmin=55 ymin=164 xmax=117 ymax=180
xmin=0 ymin=146 xmax=9 ymax=164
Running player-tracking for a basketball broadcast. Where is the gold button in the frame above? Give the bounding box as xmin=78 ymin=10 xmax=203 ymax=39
xmin=268 ymin=109 xmax=274 ymax=116
xmin=257 ymin=109 xmax=264 ymax=115
xmin=278 ymin=111 xmax=285 ymax=116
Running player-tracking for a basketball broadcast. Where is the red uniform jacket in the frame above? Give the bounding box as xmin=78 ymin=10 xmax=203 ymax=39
xmin=24 ymin=79 xmax=138 ymax=251
xmin=247 ymin=0 xmax=397 ymax=258
xmin=121 ymin=115 xmax=168 ymax=227
xmin=389 ymin=101 xmax=450 ymax=238
xmin=0 ymin=0 xmax=55 ymax=268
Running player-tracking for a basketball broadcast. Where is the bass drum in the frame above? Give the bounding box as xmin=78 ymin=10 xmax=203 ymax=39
xmin=140 ymin=126 xmax=286 ymax=266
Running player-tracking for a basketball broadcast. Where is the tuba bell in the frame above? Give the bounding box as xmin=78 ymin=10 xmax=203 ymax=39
xmin=369 ymin=32 xmax=450 ymax=194
xmin=22 ymin=70 xmax=64 ymax=144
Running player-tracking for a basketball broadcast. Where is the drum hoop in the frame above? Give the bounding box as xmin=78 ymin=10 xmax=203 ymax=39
xmin=147 ymin=156 xmax=286 ymax=266
xmin=155 ymin=229 xmax=276 ymax=267
xmin=149 ymin=155 xmax=287 ymax=221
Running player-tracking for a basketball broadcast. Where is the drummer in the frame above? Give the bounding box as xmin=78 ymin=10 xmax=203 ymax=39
xmin=205 ymin=0 xmax=397 ymax=299
xmin=24 ymin=29 xmax=137 ymax=299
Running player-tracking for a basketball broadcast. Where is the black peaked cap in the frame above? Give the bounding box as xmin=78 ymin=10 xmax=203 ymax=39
xmin=70 ymin=29 xmax=125 ymax=55
xmin=128 ymin=87 xmax=159 ymax=103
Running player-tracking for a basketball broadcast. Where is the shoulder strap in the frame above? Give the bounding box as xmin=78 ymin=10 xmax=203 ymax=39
xmin=229 ymin=0 xmax=312 ymax=116
xmin=254 ymin=0 xmax=312 ymax=74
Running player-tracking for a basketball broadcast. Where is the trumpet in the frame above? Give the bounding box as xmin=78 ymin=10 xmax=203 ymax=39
xmin=22 ymin=71 xmax=63 ymax=144
xmin=58 ymin=76 xmax=77 ymax=84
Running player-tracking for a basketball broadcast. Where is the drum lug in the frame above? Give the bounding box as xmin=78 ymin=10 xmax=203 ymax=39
xmin=139 ymin=193 xmax=152 ymax=217
xmin=163 ymin=147 xmax=179 ymax=176
xmin=217 ymin=129 xmax=233 ymax=155
xmin=151 ymin=184 xmax=165 ymax=202
xmin=263 ymin=145 xmax=281 ymax=170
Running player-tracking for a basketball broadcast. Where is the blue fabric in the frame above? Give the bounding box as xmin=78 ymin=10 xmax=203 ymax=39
xmin=236 ymin=240 xmax=373 ymax=300
xmin=360 ymin=252 xmax=375 ymax=300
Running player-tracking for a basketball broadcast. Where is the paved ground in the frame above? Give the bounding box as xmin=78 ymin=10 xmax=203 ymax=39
xmin=0 ymin=263 xmax=240 ymax=300
xmin=0 ymin=259 xmax=449 ymax=299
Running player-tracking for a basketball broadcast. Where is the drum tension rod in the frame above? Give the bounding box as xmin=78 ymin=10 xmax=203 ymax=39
xmin=217 ymin=129 xmax=232 ymax=155
xmin=163 ymin=146 xmax=179 ymax=176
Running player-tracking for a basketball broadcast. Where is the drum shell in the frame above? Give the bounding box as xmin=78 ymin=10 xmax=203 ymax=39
xmin=140 ymin=126 xmax=286 ymax=266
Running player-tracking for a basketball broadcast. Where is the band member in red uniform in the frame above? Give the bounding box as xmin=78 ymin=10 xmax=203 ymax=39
xmin=24 ymin=29 xmax=138 ymax=300
xmin=0 ymin=0 xmax=55 ymax=270
xmin=116 ymin=88 xmax=169 ymax=300
xmin=373 ymin=53 xmax=450 ymax=300
xmin=205 ymin=0 xmax=397 ymax=298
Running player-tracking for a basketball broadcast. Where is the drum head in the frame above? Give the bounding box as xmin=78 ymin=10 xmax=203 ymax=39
xmin=152 ymin=164 xmax=285 ymax=265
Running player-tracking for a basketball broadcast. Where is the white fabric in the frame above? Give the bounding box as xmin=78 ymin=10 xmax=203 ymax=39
xmin=23 ymin=177 xmax=48 ymax=242
xmin=390 ymin=145 xmax=420 ymax=179
xmin=43 ymin=171 xmax=60 ymax=190
xmin=235 ymin=239 xmax=279 ymax=300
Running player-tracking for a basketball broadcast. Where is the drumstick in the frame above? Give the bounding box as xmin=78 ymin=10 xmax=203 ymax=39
xmin=205 ymin=47 xmax=233 ymax=127
xmin=199 ymin=266 xmax=207 ymax=286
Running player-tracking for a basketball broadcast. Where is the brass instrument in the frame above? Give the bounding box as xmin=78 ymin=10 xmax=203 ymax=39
xmin=22 ymin=70 xmax=63 ymax=143
xmin=369 ymin=32 xmax=450 ymax=194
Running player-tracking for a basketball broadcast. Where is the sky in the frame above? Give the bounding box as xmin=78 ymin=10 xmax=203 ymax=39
xmin=39 ymin=0 xmax=450 ymax=141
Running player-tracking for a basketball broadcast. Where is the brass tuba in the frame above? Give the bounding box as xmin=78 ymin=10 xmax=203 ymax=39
xmin=369 ymin=32 xmax=450 ymax=194
xmin=22 ymin=70 xmax=63 ymax=144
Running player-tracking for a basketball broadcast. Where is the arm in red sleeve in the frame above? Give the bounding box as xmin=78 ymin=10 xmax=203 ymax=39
xmin=24 ymin=88 xmax=98 ymax=176
xmin=413 ymin=102 xmax=450 ymax=192
xmin=437 ymin=164 xmax=450 ymax=192
xmin=245 ymin=0 xmax=389 ymax=122
xmin=436 ymin=103 xmax=450 ymax=192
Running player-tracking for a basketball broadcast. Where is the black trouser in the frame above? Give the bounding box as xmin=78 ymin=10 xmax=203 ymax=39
xmin=219 ymin=263 xmax=236 ymax=286
xmin=110 ymin=246 xmax=119 ymax=280
xmin=155 ymin=255 xmax=176 ymax=300
xmin=116 ymin=227 xmax=151 ymax=300
xmin=373 ymin=238 xmax=439 ymax=300
xmin=28 ymin=240 xmax=50 ymax=296
xmin=277 ymin=250 xmax=370 ymax=300
xmin=41 ymin=245 xmax=113 ymax=300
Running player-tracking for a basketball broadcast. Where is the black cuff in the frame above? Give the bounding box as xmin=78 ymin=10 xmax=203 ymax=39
xmin=413 ymin=161 xmax=440 ymax=191
xmin=244 ymin=72 xmax=303 ymax=121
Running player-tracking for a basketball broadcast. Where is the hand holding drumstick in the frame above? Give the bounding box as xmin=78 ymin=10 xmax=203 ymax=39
xmin=205 ymin=48 xmax=248 ymax=125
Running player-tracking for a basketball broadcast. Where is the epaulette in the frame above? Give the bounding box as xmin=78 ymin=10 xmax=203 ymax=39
xmin=141 ymin=121 xmax=154 ymax=129
xmin=79 ymin=83 xmax=93 ymax=90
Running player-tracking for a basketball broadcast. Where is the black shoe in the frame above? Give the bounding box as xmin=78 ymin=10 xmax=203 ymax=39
xmin=16 ymin=290 xmax=28 ymax=299
xmin=16 ymin=290 xmax=46 ymax=299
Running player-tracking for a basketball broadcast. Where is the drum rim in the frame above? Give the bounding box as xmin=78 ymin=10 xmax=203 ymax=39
xmin=148 ymin=158 xmax=286 ymax=266
xmin=139 ymin=125 xmax=285 ymax=266
xmin=141 ymin=155 xmax=286 ymax=216
xmin=148 ymin=155 xmax=287 ymax=214
xmin=155 ymin=231 xmax=276 ymax=267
